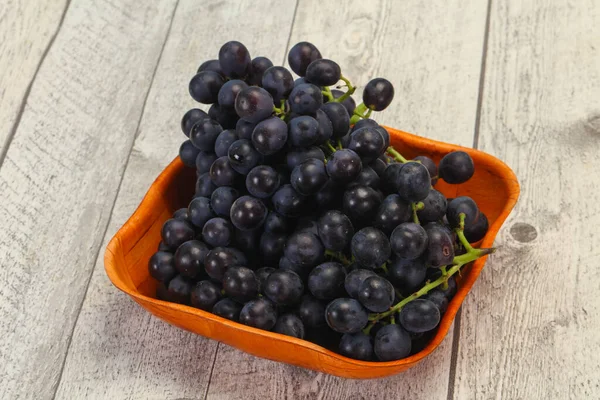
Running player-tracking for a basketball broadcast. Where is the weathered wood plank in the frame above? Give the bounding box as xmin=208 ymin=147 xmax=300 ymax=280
xmin=0 ymin=0 xmax=68 ymax=155
xmin=0 ymin=0 xmax=178 ymax=398
xmin=53 ymin=0 xmax=298 ymax=398
xmin=206 ymin=1 xmax=488 ymax=398
xmin=452 ymin=1 xmax=600 ymax=399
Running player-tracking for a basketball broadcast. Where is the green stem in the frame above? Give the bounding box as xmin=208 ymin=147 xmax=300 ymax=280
xmin=326 ymin=141 xmax=337 ymax=153
xmin=411 ymin=202 xmax=424 ymax=224
xmin=333 ymin=75 xmax=356 ymax=104
xmin=362 ymin=322 xmax=375 ymax=335
xmin=325 ymin=249 xmax=351 ymax=265
xmin=390 ymin=314 xmax=396 ymax=325
xmin=337 ymin=139 xmax=343 ymax=150
xmin=380 ymin=263 xmax=389 ymax=274
xmin=386 ymin=147 xmax=408 ymax=163
xmin=322 ymin=87 xmax=334 ymax=102
xmin=456 ymin=213 xmax=475 ymax=252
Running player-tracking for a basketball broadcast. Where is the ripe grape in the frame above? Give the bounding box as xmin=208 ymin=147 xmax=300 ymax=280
xmin=173 ymin=208 xmax=190 ymax=221
xmin=288 ymin=42 xmax=322 ymax=76
xmin=205 ymin=247 xmax=247 ymax=281
xmin=413 ymin=155 xmax=438 ymax=185
xmin=439 ymin=151 xmax=474 ymax=184
xmin=388 ymin=258 xmax=427 ymax=295
xmin=347 ymin=166 xmax=380 ymax=189
xmin=202 ymin=217 xmax=233 ymax=247
xmin=396 ymin=161 xmax=431 ymax=202
xmin=418 ymin=189 xmax=447 ymax=223
xmin=218 ymin=41 xmax=251 ymax=79
xmin=161 ymin=218 xmax=195 ymax=249
xmin=320 ymin=102 xmax=350 ymax=139
xmin=369 ymin=158 xmax=388 ymax=177
xmin=191 ymin=280 xmax=222 ymax=311
xmin=190 ymin=119 xmax=223 ymax=151
xmin=306 ymin=59 xmax=341 ymax=86
xmin=344 ymin=269 xmax=377 ymax=299
xmin=291 ymin=158 xmax=328 ymax=195
xmin=188 ymin=196 xmax=214 ymax=229
xmin=284 ymin=231 xmax=324 ymax=268
xmin=245 ymin=165 xmax=280 ymax=198
xmin=218 ymin=79 xmax=249 ymax=108
xmin=326 ymin=149 xmax=362 ymax=183
xmin=214 ymin=129 xmax=239 ymax=157
xmin=263 ymin=211 xmax=289 ymax=234
xmin=285 ymin=146 xmax=325 ymax=170
xmin=195 ymin=172 xmax=217 ymax=197
xmin=274 ymin=314 xmax=305 ymax=339
xmin=381 ymin=163 xmax=403 ymax=194
xmin=210 ymin=186 xmax=239 ymax=217
xmin=363 ymin=78 xmax=394 ymax=111
xmin=196 ymin=151 xmax=218 ymax=174
xmin=228 ymin=139 xmax=261 ymax=174
xmin=272 ymin=184 xmax=306 ymax=217
xmin=251 ymin=116 xmax=288 ymax=155
xmin=239 ymin=298 xmax=278 ymax=330
xmin=148 ymin=251 xmax=176 ymax=283
xmin=390 ymin=222 xmax=428 ymax=260
xmin=230 ymin=195 xmax=267 ymax=231
xmin=212 ymin=298 xmax=242 ymax=321
xmin=331 ymin=89 xmax=356 ymax=115
xmin=235 ymin=118 xmax=256 ymax=141
xmin=262 ymin=66 xmax=294 ymax=103
xmin=399 ymin=299 xmax=440 ymax=333
xmin=264 ymin=270 xmax=304 ymax=306
xmin=289 ymin=83 xmax=323 ymax=115
xmin=288 ymin=115 xmax=319 ymax=147
xmin=357 ymin=275 xmax=395 ymax=312
xmin=259 ymin=232 xmax=286 ymax=264
xmin=317 ymin=210 xmax=354 ymax=252
xmin=351 ymin=227 xmax=391 ymax=269
xmin=208 ymin=103 xmax=239 ymax=129
xmin=166 ymin=275 xmax=193 ymax=305
xmin=197 ymin=59 xmax=224 ymax=76
xmin=247 ymin=56 xmax=274 ymax=86
xmin=348 ymin=127 xmax=386 ymax=162
xmin=423 ymin=223 xmax=455 ymax=267
xmin=373 ymin=194 xmax=411 ymax=235
xmin=464 ymin=212 xmax=489 ymax=242
xmin=174 ymin=240 xmax=209 ymax=279
xmin=210 ymin=156 xmax=239 ymax=187
xmin=423 ymin=289 xmax=449 ymax=314
xmin=189 ymin=71 xmax=225 ymax=104
xmin=447 ymin=196 xmax=480 ymax=228
xmin=181 ymin=108 xmax=209 ymax=138
xmin=223 ymin=266 xmax=259 ymax=303
xmin=325 ymin=298 xmax=369 ymax=334
xmin=235 ymin=86 xmax=274 ymax=124
xmin=374 ymin=324 xmax=411 ymax=361
xmin=339 ymin=332 xmax=373 ymax=361
xmin=343 ymin=185 xmax=382 ymax=227
xmin=308 ymin=262 xmax=347 ymax=300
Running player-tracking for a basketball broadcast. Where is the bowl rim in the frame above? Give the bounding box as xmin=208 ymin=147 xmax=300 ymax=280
xmin=105 ymin=127 xmax=520 ymax=370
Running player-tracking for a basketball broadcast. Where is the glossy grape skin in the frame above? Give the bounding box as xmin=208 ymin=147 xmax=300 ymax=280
xmin=446 ymin=196 xmax=480 ymax=228
xmin=374 ymin=324 xmax=411 ymax=361
xmin=313 ymin=109 xmax=334 ymax=144
xmin=148 ymin=251 xmax=176 ymax=283
xmin=288 ymin=42 xmax=322 ymax=76
xmin=348 ymin=127 xmax=386 ymax=162
xmin=369 ymin=158 xmax=388 ymax=177
xmin=325 ymin=298 xmax=369 ymax=334
xmin=374 ymin=125 xmax=391 ymax=148
xmin=259 ymin=231 xmax=286 ymax=264
xmin=228 ymin=139 xmax=261 ymax=174
xmin=251 ymin=116 xmax=288 ymax=155
xmin=188 ymin=196 xmax=214 ymax=230
xmin=285 ymin=146 xmax=325 ymax=170
xmin=357 ymin=275 xmax=395 ymax=312
xmin=347 ymin=166 xmax=380 ymax=190
xmin=413 ymin=155 xmax=438 ymax=185
xmin=235 ymin=86 xmax=274 ymax=124
xmin=239 ymin=298 xmax=278 ymax=330
xmin=399 ymin=299 xmax=441 ymax=333
xmin=161 ymin=218 xmax=195 ymax=249
xmin=263 ymin=211 xmax=289 ymax=234
xmin=298 ymin=294 xmax=326 ymax=328
xmin=373 ymin=194 xmax=411 ymax=235
xmin=263 ymin=270 xmax=304 ymax=306
xmin=173 ymin=208 xmax=190 ymax=222
xmin=218 ymin=41 xmax=251 ymax=79
xmin=388 ymin=258 xmax=427 ymax=295
xmin=306 ymin=59 xmax=341 ymax=86
xmin=204 ymin=247 xmax=247 ymax=281
xmin=418 ymin=189 xmax=447 ymax=223
xmin=214 ymin=129 xmax=239 ymax=158
xmin=195 ymin=172 xmax=217 ymax=197
xmin=229 ymin=195 xmax=267 ymax=231
xmin=208 ymin=186 xmax=237 ymax=217
xmin=381 ymin=163 xmax=404 ymax=194
xmin=308 ymin=262 xmax=346 ymax=300
xmin=191 ymin=280 xmax=222 ymax=311
xmin=464 ymin=212 xmax=489 ymax=242
xmin=272 ymin=184 xmax=306 ymax=217
xmin=326 ymin=149 xmax=362 ymax=183
xmin=351 ymin=227 xmax=391 ymax=269
xmin=342 ymin=185 xmax=382 ymax=228
xmin=181 ymin=108 xmax=208 ymax=137
xmin=284 ymin=231 xmax=325 ymax=269
xmin=235 ymin=118 xmax=256 ymax=141
xmin=208 ymin=103 xmax=239 ymax=129
xmin=290 ymin=158 xmax=328 ymax=196
xmin=288 ymin=115 xmax=319 ymax=147
xmin=223 ymin=266 xmax=259 ymax=303
xmin=439 ymin=151 xmax=474 ymax=184
xmin=320 ymin=101 xmax=350 ymax=139
xmin=165 ymin=275 xmax=193 ymax=305
xmin=190 ymin=119 xmax=223 ymax=151
xmin=274 ymin=314 xmax=305 ymax=338
xmin=197 ymin=59 xmax=224 ymax=76
xmin=424 ymin=223 xmax=455 ymax=267
xmin=201 ymin=217 xmax=233 ymax=247
xmin=317 ymin=210 xmax=354 ymax=252
xmin=189 ymin=71 xmax=225 ymax=104
xmin=247 ymin=56 xmax=274 ymax=86
xmin=196 ymin=151 xmax=218 ymax=174
xmin=245 ymin=165 xmax=280 ymax=199
xmin=390 ymin=223 xmax=428 ymax=260
xmin=344 ymin=269 xmax=377 ymax=299
xmin=218 ymin=79 xmax=248 ymax=109
xmin=363 ymin=78 xmax=394 ymax=111
xmin=314 ymin=180 xmax=343 ymax=210
xmin=339 ymin=332 xmax=374 ymax=361
xmin=210 ymin=156 xmax=239 ymax=187
xmin=396 ymin=161 xmax=431 ymax=202
xmin=289 ymin=83 xmax=323 ymax=115
xmin=212 ymin=298 xmax=243 ymax=321
xmin=174 ymin=240 xmax=209 ymax=279
xmin=423 ymin=289 xmax=449 ymax=314
xmin=331 ymin=89 xmax=356 ymax=115
xmin=262 ymin=66 xmax=294 ymax=103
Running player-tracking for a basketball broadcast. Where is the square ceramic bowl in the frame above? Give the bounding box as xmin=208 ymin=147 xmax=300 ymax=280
xmin=105 ymin=127 xmax=519 ymax=379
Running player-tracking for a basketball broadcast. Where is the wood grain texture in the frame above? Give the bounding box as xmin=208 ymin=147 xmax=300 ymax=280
xmin=452 ymin=1 xmax=600 ymax=399
xmin=0 ymin=0 xmax=68 ymax=155
xmin=54 ymin=0 xmax=298 ymax=398
xmin=0 ymin=0 xmax=178 ymax=398
xmin=206 ymin=0 xmax=488 ymax=398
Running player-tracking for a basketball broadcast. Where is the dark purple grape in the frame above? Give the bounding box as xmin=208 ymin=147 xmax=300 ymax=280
xmin=166 ymin=275 xmax=193 ymax=305
xmin=288 ymin=42 xmax=322 ymax=77
xmin=190 ymin=119 xmax=223 ymax=151
xmin=289 ymin=83 xmax=323 ymax=115
xmin=325 ymin=298 xmax=368 ymax=334
xmin=274 ymin=314 xmax=305 ymax=338
xmin=423 ymin=289 xmax=449 ymax=314
xmin=210 ymin=156 xmax=239 ymax=187
xmin=174 ymin=240 xmax=209 ymax=279
xmin=239 ymin=298 xmax=278 ymax=330
xmin=262 ymin=66 xmax=294 ymax=103
xmin=363 ymin=78 xmax=394 ymax=111
xmin=229 ymin=195 xmax=267 ymax=231
xmin=235 ymin=86 xmax=274 ymax=124
xmin=263 ymin=211 xmax=289 ymax=234
xmin=347 ymin=166 xmax=380 ymax=189
xmin=235 ymin=118 xmax=256 ymax=140
xmin=418 ymin=189 xmax=447 ymax=223
xmin=251 ymin=116 xmax=288 ymax=155
xmin=264 ymin=270 xmax=304 ymax=306
xmin=373 ymin=194 xmax=411 ymax=235
xmin=210 ymin=186 xmax=238 ymax=217
xmin=228 ymin=139 xmax=261 ymax=174
xmin=191 ymin=280 xmax=222 ymax=311
xmin=343 ymin=185 xmax=382 ymax=228
xmin=331 ymin=89 xmax=356 ymax=115
xmin=348 ymin=127 xmax=386 ymax=162
xmin=214 ymin=129 xmax=239 ymax=157
xmin=369 ymin=158 xmax=388 ymax=177
xmin=344 ymin=269 xmax=377 ymax=299
xmin=439 ymin=151 xmax=474 ymax=184
xmin=339 ymin=332 xmax=373 ymax=361
xmin=374 ymin=125 xmax=390 ymax=148
xmin=374 ymin=324 xmax=411 ymax=361
xmin=291 ymin=158 xmax=328 ymax=196
xmin=399 ymin=299 xmax=440 ymax=333
xmin=314 ymin=109 xmax=333 ymax=144
xmin=208 ymin=103 xmax=239 ymax=129
xmin=381 ymin=163 xmax=404 ymax=194
xmin=195 ymin=172 xmax=217 ymax=197
xmin=161 ymin=218 xmax=195 ymax=249
xmin=413 ymin=155 xmax=438 ymax=185
xmin=424 ymin=224 xmax=455 ymax=267
xmin=326 ymin=149 xmax=362 ymax=183
xmin=317 ymin=210 xmax=354 ymax=252
xmin=218 ymin=41 xmax=251 ymax=79
xmin=189 ymin=71 xmax=225 ymax=104
xmin=196 ymin=151 xmax=217 ymax=174
xmin=246 ymin=165 xmax=280 ymax=198
xmin=464 ymin=212 xmax=489 ymax=242
xmin=201 ymin=217 xmax=233 ymax=247
xmin=259 ymin=231 xmax=286 ymax=264
xmin=285 ymin=146 xmax=325 ymax=170
xmin=198 ymin=59 xmax=224 ymax=76
xmin=397 ymin=161 xmax=431 ymax=202
xmin=447 ymin=196 xmax=480 ymax=228
xmin=204 ymin=247 xmax=247 ymax=281
xmin=288 ymin=115 xmax=319 ymax=147
xmin=320 ymin=102 xmax=350 ymax=139
xmin=298 ymin=294 xmax=326 ymax=328
xmin=284 ymin=232 xmax=324 ymax=269
xmin=357 ymin=275 xmax=395 ymax=312
xmin=181 ymin=108 xmax=208 ymax=137
xmin=306 ymin=59 xmax=341 ymax=86
xmin=247 ymin=56 xmax=274 ymax=86
xmin=173 ymin=208 xmax=190 ymax=221
xmin=388 ymin=258 xmax=427 ymax=295
xmin=308 ymin=262 xmax=346 ymax=300
xmin=351 ymin=227 xmax=391 ymax=269
xmin=212 ymin=298 xmax=242 ymax=321
xmin=188 ymin=196 xmax=214 ymax=229
xmin=148 ymin=251 xmax=176 ymax=283
xmin=390 ymin=223 xmax=428 ymax=260
xmin=223 ymin=265 xmax=258 ymax=303
xmin=272 ymin=184 xmax=306 ymax=217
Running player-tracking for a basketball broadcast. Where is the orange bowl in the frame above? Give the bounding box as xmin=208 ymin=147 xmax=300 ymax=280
xmin=105 ymin=127 xmax=519 ymax=379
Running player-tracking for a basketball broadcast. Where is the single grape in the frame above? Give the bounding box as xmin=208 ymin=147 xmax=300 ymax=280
xmin=272 ymin=184 xmax=306 ymax=217
xmin=413 ymin=155 xmax=438 ymax=185
xmin=357 ymin=275 xmax=395 ymax=312
xmin=209 ymin=186 xmax=238 ymax=217
xmin=148 ymin=251 xmax=176 ymax=283
xmin=161 ymin=218 xmax=195 ymax=249
xmin=399 ymin=299 xmax=441 ymax=333
xmin=351 ymin=227 xmax=391 ymax=269
xmin=195 ymin=172 xmax=217 ymax=197
xmin=320 ymin=102 xmax=350 ymax=139
xmin=262 ymin=66 xmax=294 ymax=103
xmin=289 ymin=83 xmax=323 ymax=115
xmin=247 ymin=56 xmax=274 ymax=86
xmin=388 ymin=258 xmax=427 ymax=295
xmin=317 ymin=210 xmax=354 ymax=252
xmin=245 ymin=165 xmax=280 ymax=198
xmin=264 ymin=270 xmax=304 ymax=306
xmin=288 ymin=115 xmax=319 ymax=147
xmin=339 ymin=332 xmax=373 ymax=361
xmin=235 ymin=118 xmax=256 ymax=141
xmin=210 ymin=156 xmax=239 ymax=187
xmin=373 ymin=194 xmax=411 ymax=235
xmin=314 ymin=180 xmax=343 ymax=210
xmin=418 ymin=189 xmax=447 ymax=223
xmin=204 ymin=247 xmax=247 ymax=281
xmin=263 ymin=211 xmax=289 ymax=234
xmin=189 ymin=71 xmax=225 ymax=104
xmin=197 ymin=59 xmax=224 ymax=76
xmin=228 ymin=139 xmax=261 ymax=174
xmin=190 ymin=119 xmax=223 ymax=151
xmin=369 ymin=158 xmax=388 ymax=177
xmin=229 ymin=195 xmax=267 ymax=231
xmin=363 ymin=78 xmax=394 ymax=111
xmin=423 ymin=289 xmax=449 ymax=314
xmin=381 ymin=163 xmax=404 ymax=194
xmin=307 ymin=262 xmax=346 ymax=300
xmin=181 ymin=108 xmax=208 ymax=137
xmin=188 ymin=196 xmax=214 ymax=230
xmin=439 ymin=151 xmax=474 ymax=184
xmin=374 ymin=324 xmax=411 ymax=361
xmin=348 ymin=127 xmax=386 ymax=162
xmin=174 ymin=240 xmax=210 ymax=279
xmin=390 ymin=223 xmax=428 ymax=260
xmin=284 ymin=231 xmax=325 ymax=269
xmin=259 ymin=231 xmax=286 ymax=264
xmin=285 ymin=146 xmax=325 ymax=170
xmin=196 ymin=151 xmax=218 ymax=174
xmin=165 ymin=275 xmax=193 ymax=305
xmin=424 ymin=223 xmax=455 ymax=267
xmin=208 ymin=103 xmax=239 ymax=129
xmin=218 ymin=40 xmax=251 ymax=79
xmin=297 ymin=294 xmax=326 ymax=328
xmin=397 ymin=161 xmax=431 ymax=202
xmin=212 ymin=298 xmax=243 ymax=321
xmin=223 ymin=266 xmax=259 ymax=303
xmin=342 ymin=185 xmax=382 ymax=228
xmin=251 ymin=116 xmax=288 ymax=155
xmin=201 ymin=217 xmax=233 ymax=247
xmin=325 ymin=298 xmax=369 ymax=334
xmin=326 ymin=149 xmax=362 ymax=183
xmin=173 ymin=208 xmax=190 ymax=221
xmin=235 ymin=86 xmax=274 ymax=124
xmin=191 ymin=280 xmax=222 ymax=311
xmin=239 ymin=298 xmax=278 ymax=330
xmin=464 ymin=212 xmax=489 ymax=242
xmin=288 ymin=41 xmax=322 ymax=76
xmin=218 ymin=80 xmax=248 ymax=109
xmin=214 ymin=129 xmax=239 ymax=158
xmin=306 ymin=59 xmax=341 ymax=86
xmin=274 ymin=314 xmax=305 ymax=339
xmin=331 ymin=89 xmax=356 ymax=115
xmin=446 ymin=196 xmax=480 ymax=228
xmin=291 ymin=158 xmax=328 ymax=196
xmin=344 ymin=269 xmax=377 ymax=299
xmin=347 ymin=166 xmax=380 ymax=189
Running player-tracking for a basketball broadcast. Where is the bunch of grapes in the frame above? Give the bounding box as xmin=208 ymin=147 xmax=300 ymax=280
xmin=149 ymin=41 xmax=493 ymax=362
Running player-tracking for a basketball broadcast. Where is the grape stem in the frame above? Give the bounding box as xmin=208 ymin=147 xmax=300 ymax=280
xmin=326 ymin=141 xmax=337 ymax=153
xmin=337 ymin=139 xmax=343 ymax=150
xmin=380 ymin=263 xmax=389 ymax=274
xmin=349 ymin=103 xmax=369 ymax=125
xmin=324 ymin=249 xmax=351 ymax=265
xmin=322 ymin=87 xmax=334 ymax=102
xmin=333 ymin=75 xmax=356 ymax=104
xmin=362 ymin=321 xmax=376 ymax=335
xmin=387 ymin=147 xmax=408 ymax=163
xmin=411 ymin=202 xmax=424 ymax=224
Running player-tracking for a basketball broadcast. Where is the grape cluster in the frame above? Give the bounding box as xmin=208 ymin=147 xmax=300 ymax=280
xmin=152 ymin=41 xmax=493 ymax=362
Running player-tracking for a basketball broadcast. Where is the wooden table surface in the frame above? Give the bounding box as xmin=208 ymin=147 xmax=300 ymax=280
xmin=1 ymin=0 xmax=599 ymax=399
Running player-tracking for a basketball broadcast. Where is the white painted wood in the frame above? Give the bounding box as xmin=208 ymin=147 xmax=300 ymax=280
xmin=452 ymin=1 xmax=600 ymax=399
xmin=206 ymin=1 xmax=488 ymax=399
xmin=0 ymin=0 xmax=178 ymax=398
xmin=0 ymin=0 xmax=68 ymax=155
xmin=53 ymin=0 xmax=298 ymax=398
